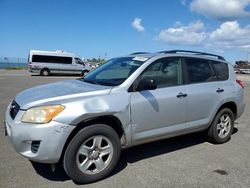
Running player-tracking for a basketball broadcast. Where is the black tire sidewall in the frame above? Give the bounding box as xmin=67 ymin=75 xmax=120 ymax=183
xmin=63 ymin=124 xmax=121 ymax=184
xmin=208 ymin=108 xmax=234 ymax=144
xmin=41 ymin=69 xmax=49 ymax=76
xmin=82 ymin=70 xmax=88 ymax=76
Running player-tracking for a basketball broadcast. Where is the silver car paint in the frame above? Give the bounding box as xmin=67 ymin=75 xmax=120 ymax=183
xmin=5 ymin=104 xmax=74 ymax=163
xmin=5 ymin=53 xmax=245 ymax=163
xmin=15 ymin=80 xmax=112 ymax=109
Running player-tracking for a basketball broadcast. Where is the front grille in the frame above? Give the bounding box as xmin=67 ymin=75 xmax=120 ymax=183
xmin=31 ymin=141 xmax=41 ymax=153
xmin=9 ymin=100 xmax=20 ymax=119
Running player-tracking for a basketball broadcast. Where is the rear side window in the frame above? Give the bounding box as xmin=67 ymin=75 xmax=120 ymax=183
xmin=211 ymin=61 xmax=229 ymax=81
xmin=185 ymin=58 xmax=215 ymax=83
xmin=32 ymin=55 xmax=72 ymax=64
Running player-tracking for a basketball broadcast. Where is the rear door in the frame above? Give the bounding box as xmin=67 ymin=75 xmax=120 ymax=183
xmin=184 ymin=57 xmax=225 ymax=128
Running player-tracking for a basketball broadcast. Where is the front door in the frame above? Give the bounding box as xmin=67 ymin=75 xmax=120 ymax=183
xmin=130 ymin=57 xmax=187 ymax=143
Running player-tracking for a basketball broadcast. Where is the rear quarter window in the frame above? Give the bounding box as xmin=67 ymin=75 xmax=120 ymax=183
xmin=211 ymin=61 xmax=229 ymax=81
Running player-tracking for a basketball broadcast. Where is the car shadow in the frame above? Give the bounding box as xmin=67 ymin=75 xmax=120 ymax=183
xmin=30 ymin=161 xmax=70 ymax=181
xmin=30 ymin=128 xmax=239 ymax=183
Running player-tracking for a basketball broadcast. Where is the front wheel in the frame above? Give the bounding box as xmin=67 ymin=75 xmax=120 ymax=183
xmin=81 ymin=70 xmax=89 ymax=77
xmin=207 ymin=108 xmax=234 ymax=144
xmin=63 ymin=124 xmax=121 ymax=184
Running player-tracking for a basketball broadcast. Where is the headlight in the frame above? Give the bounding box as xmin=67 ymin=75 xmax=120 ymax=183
xmin=21 ymin=105 xmax=65 ymax=124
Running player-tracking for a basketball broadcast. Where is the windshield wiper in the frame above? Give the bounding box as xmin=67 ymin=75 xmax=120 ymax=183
xmin=77 ymin=78 xmax=115 ymax=86
xmin=76 ymin=78 xmax=98 ymax=85
xmin=76 ymin=78 xmax=84 ymax=81
xmin=82 ymin=79 xmax=99 ymax=85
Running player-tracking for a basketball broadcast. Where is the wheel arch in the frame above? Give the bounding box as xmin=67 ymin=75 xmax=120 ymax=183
xmin=59 ymin=115 xmax=126 ymax=162
xmin=217 ymin=101 xmax=237 ymax=118
xmin=81 ymin=69 xmax=89 ymax=76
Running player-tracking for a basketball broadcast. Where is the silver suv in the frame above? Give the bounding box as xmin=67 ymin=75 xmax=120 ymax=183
xmin=5 ymin=50 xmax=245 ymax=183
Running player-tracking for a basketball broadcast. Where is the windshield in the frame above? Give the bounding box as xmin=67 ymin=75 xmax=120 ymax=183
xmin=82 ymin=57 xmax=146 ymax=86
xmin=75 ymin=58 xmax=84 ymax=65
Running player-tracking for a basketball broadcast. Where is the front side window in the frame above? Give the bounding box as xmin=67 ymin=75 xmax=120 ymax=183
xmin=185 ymin=58 xmax=214 ymax=83
xmin=75 ymin=58 xmax=84 ymax=65
xmin=138 ymin=58 xmax=182 ymax=88
xmin=83 ymin=57 xmax=145 ymax=86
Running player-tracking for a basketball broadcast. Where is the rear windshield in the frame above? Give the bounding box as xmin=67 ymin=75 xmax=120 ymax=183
xmin=32 ymin=55 xmax=72 ymax=64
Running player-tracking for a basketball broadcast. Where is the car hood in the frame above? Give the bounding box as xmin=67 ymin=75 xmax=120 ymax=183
xmin=15 ymin=79 xmax=112 ymax=109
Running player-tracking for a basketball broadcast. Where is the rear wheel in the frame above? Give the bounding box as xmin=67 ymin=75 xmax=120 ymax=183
xmin=40 ymin=68 xmax=50 ymax=76
xmin=207 ymin=108 xmax=234 ymax=144
xmin=63 ymin=124 xmax=121 ymax=184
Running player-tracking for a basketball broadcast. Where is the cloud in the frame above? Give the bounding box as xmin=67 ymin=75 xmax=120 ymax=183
xmin=132 ymin=18 xmax=145 ymax=32
xmin=156 ymin=20 xmax=250 ymax=50
xmin=181 ymin=0 xmax=187 ymax=5
xmin=190 ymin=0 xmax=250 ymax=20
xmin=157 ymin=21 xmax=206 ymax=45
xmin=209 ymin=21 xmax=250 ymax=49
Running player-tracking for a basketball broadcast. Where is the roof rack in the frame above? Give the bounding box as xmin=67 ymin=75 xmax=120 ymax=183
xmin=130 ymin=52 xmax=149 ymax=55
xmin=158 ymin=50 xmax=225 ymax=60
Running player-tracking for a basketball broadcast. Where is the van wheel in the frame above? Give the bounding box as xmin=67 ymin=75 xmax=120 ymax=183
xmin=40 ymin=68 xmax=50 ymax=76
xmin=207 ymin=108 xmax=234 ymax=144
xmin=81 ymin=70 xmax=89 ymax=77
xmin=63 ymin=124 xmax=121 ymax=184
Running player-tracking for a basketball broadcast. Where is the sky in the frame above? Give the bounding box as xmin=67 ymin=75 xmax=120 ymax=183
xmin=1 ymin=0 xmax=250 ymax=63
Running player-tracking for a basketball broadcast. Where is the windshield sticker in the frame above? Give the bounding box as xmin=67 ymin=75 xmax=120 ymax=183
xmin=132 ymin=56 xmax=149 ymax=62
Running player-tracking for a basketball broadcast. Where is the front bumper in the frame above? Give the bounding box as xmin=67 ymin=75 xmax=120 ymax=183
xmin=5 ymin=104 xmax=75 ymax=163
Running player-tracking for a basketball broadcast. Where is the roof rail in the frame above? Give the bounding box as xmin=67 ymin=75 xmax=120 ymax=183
xmin=158 ymin=50 xmax=225 ymax=60
xmin=130 ymin=52 xmax=149 ymax=55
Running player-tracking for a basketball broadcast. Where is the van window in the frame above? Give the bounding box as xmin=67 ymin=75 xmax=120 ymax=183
xmin=75 ymin=58 xmax=84 ymax=65
xmin=185 ymin=58 xmax=215 ymax=83
xmin=32 ymin=55 xmax=72 ymax=64
xmin=211 ymin=61 xmax=229 ymax=81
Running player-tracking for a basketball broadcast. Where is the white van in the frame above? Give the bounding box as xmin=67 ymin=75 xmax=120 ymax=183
xmin=28 ymin=50 xmax=91 ymax=76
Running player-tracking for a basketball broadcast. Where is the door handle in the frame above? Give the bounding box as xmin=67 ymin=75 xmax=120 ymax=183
xmin=176 ymin=92 xmax=188 ymax=98
xmin=216 ymin=88 xmax=224 ymax=93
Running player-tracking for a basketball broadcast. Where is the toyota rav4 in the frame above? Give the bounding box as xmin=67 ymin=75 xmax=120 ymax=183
xmin=5 ymin=50 xmax=245 ymax=183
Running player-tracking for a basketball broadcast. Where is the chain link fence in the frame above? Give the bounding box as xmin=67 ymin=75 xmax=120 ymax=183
xmin=0 ymin=57 xmax=27 ymax=69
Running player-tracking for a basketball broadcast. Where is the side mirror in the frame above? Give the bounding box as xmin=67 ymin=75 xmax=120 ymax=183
xmin=137 ymin=78 xmax=157 ymax=91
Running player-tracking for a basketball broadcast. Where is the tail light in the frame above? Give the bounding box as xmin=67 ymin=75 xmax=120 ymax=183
xmin=236 ymin=79 xmax=244 ymax=89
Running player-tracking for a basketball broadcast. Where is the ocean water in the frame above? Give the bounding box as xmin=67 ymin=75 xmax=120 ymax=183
xmin=0 ymin=62 xmax=27 ymax=69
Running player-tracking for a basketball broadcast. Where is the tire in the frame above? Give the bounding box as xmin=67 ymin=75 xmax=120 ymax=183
xmin=207 ymin=108 xmax=234 ymax=144
xmin=40 ymin=68 xmax=50 ymax=76
xmin=63 ymin=124 xmax=121 ymax=184
xmin=81 ymin=70 xmax=89 ymax=77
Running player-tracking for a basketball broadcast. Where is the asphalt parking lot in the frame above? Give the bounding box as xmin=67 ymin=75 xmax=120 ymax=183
xmin=0 ymin=70 xmax=249 ymax=188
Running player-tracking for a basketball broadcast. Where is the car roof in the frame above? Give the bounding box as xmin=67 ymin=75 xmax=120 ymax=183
xmin=128 ymin=50 xmax=227 ymax=63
